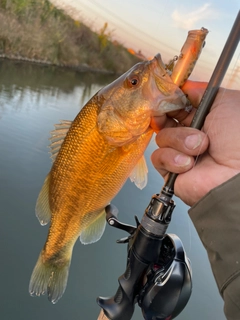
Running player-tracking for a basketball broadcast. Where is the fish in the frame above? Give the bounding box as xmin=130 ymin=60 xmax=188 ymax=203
xmin=29 ymin=53 xmax=187 ymax=304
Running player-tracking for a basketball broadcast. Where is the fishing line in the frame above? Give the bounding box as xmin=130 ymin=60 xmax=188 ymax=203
xmin=226 ymin=50 xmax=240 ymax=88
xmin=86 ymin=0 xmax=186 ymax=59
xmin=186 ymin=208 xmax=192 ymax=253
xmin=97 ymin=11 xmax=240 ymax=320
xmin=88 ymin=0 xmax=176 ymax=51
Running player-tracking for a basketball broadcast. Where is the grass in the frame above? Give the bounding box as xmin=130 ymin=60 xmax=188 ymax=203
xmin=0 ymin=0 xmax=141 ymax=73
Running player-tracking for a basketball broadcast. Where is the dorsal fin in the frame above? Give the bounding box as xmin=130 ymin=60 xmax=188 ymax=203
xmin=49 ymin=120 xmax=72 ymax=163
xmin=129 ymin=155 xmax=148 ymax=190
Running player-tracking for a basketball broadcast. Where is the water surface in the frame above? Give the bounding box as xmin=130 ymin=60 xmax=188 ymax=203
xmin=0 ymin=60 xmax=224 ymax=320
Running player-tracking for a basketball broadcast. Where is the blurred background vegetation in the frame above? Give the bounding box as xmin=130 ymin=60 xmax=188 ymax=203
xmin=0 ymin=0 xmax=141 ymax=73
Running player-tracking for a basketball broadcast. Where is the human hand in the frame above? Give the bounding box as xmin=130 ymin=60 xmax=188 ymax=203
xmin=151 ymin=81 xmax=240 ymax=207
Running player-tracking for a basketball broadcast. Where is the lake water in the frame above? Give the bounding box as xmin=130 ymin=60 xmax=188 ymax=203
xmin=0 ymin=60 xmax=225 ymax=320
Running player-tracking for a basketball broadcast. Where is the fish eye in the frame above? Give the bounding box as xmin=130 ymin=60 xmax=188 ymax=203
xmin=131 ymin=78 xmax=138 ymax=85
xmin=126 ymin=75 xmax=140 ymax=88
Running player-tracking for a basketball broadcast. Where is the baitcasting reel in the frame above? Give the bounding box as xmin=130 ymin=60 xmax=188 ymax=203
xmin=97 ymin=204 xmax=192 ymax=320
xmin=138 ymin=234 xmax=192 ymax=320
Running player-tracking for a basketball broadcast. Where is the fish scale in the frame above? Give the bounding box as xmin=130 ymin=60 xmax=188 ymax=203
xmin=29 ymin=54 xmax=187 ymax=304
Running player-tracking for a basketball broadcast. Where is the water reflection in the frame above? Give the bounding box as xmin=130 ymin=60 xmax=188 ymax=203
xmin=0 ymin=60 xmax=224 ymax=320
xmin=0 ymin=59 xmax=116 ymax=117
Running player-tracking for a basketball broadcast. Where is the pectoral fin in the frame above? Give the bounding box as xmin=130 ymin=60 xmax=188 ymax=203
xmin=79 ymin=209 xmax=106 ymax=245
xmin=129 ymin=156 xmax=148 ymax=190
xmin=35 ymin=174 xmax=52 ymax=226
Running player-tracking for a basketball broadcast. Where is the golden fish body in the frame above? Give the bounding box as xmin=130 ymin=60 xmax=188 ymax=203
xmin=29 ymin=54 xmax=187 ymax=304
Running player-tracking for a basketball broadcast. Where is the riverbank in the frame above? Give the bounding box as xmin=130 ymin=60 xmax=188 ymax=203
xmin=0 ymin=53 xmax=115 ymax=74
xmin=0 ymin=0 xmax=141 ymax=74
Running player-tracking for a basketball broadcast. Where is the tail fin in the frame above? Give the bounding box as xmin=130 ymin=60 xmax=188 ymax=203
xmin=29 ymin=252 xmax=71 ymax=304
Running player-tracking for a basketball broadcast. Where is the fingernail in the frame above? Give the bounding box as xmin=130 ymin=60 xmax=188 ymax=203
xmin=185 ymin=134 xmax=201 ymax=150
xmin=174 ymin=154 xmax=191 ymax=166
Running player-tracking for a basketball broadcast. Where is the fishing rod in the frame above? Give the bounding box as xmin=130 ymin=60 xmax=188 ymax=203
xmin=97 ymin=11 xmax=240 ymax=320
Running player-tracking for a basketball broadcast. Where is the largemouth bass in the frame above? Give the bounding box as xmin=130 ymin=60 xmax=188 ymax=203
xmin=29 ymin=54 xmax=187 ymax=304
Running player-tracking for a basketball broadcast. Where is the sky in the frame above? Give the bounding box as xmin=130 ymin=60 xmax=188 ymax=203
xmin=50 ymin=0 xmax=240 ymax=88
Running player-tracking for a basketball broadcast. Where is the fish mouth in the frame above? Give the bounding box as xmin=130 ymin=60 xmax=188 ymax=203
xmin=148 ymin=54 xmax=187 ymax=114
xmin=154 ymin=53 xmax=164 ymax=67
xmin=148 ymin=54 xmax=173 ymax=97
xmin=151 ymin=53 xmax=166 ymax=75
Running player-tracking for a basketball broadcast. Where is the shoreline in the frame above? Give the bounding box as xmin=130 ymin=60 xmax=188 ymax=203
xmin=0 ymin=54 xmax=116 ymax=74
